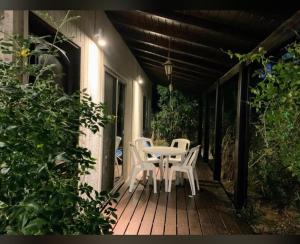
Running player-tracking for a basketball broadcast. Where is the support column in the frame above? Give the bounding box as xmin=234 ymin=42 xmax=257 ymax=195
xmin=213 ymin=80 xmax=224 ymax=181
xmin=203 ymin=94 xmax=210 ymax=163
xmin=234 ymin=64 xmax=250 ymax=209
xmin=198 ymin=97 xmax=203 ymax=147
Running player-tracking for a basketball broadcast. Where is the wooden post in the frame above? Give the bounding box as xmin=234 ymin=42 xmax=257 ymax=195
xmin=234 ymin=64 xmax=250 ymax=209
xmin=213 ymin=80 xmax=223 ymax=181
xmin=198 ymin=97 xmax=203 ymax=147
xmin=203 ymin=94 xmax=210 ymax=162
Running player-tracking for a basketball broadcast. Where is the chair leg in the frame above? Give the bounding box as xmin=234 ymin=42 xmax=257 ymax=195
xmin=152 ymin=170 xmax=157 ymax=193
xmin=142 ymin=171 xmax=147 ymax=185
xmin=159 ymin=162 xmax=164 ymax=181
xmin=164 ymin=160 xmax=169 ymax=193
xmin=168 ymin=168 xmax=174 ymax=193
xmin=187 ymin=169 xmax=196 ymax=196
xmin=115 ymin=158 xmax=120 ymax=177
xmin=193 ymin=169 xmax=200 ymax=191
xmin=180 ymin=172 xmax=184 ymax=185
xmin=129 ymin=167 xmax=138 ymax=192
xmin=148 ymin=170 xmax=153 ymax=185
xmin=175 ymin=171 xmax=180 ymax=185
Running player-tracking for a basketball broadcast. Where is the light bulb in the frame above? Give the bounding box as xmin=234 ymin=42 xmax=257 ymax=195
xmin=169 ymin=83 xmax=173 ymax=92
xmin=98 ymin=39 xmax=106 ymax=47
xmin=138 ymin=77 xmax=143 ymax=84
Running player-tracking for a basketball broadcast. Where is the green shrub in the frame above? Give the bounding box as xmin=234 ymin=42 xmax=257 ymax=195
xmin=0 ymin=25 xmax=117 ymax=234
xmin=151 ymin=85 xmax=199 ymax=144
xmin=229 ymin=41 xmax=300 ymax=210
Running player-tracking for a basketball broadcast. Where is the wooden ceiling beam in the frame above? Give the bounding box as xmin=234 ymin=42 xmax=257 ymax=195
xmin=124 ymin=37 xmax=233 ymax=67
xmin=136 ymin=55 xmax=217 ymax=79
xmin=144 ymin=66 xmax=196 ymax=83
xmin=137 ymin=11 xmax=258 ymax=45
xmin=131 ymin=47 xmax=223 ymax=76
xmin=110 ymin=21 xmax=233 ymax=63
xmin=143 ymin=64 xmax=202 ymax=84
xmin=147 ymin=71 xmax=205 ymax=95
xmin=108 ymin=18 xmax=231 ymax=55
xmin=125 ymin=38 xmax=229 ymax=70
xmin=107 ymin=11 xmax=252 ymax=52
xmin=145 ymin=68 xmax=205 ymax=93
xmin=140 ymin=61 xmax=209 ymax=83
xmin=205 ymin=10 xmax=300 ymax=94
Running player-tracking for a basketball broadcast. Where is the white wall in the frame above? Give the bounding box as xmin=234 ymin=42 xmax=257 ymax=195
xmin=3 ymin=10 xmax=152 ymax=191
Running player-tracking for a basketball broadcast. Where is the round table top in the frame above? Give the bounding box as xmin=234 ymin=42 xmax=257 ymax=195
xmin=142 ymin=146 xmax=186 ymax=156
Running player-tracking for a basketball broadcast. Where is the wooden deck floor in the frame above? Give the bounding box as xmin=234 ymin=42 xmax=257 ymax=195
xmin=110 ymin=162 xmax=253 ymax=235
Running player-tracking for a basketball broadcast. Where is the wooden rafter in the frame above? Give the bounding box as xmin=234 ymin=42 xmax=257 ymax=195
xmin=205 ymin=10 xmax=300 ymax=94
xmin=141 ymin=61 xmax=209 ymax=83
xmin=131 ymin=47 xmax=222 ymax=75
xmin=135 ymin=55 xmax=220 ymax=79
xmin=124 ymin=37 xmax=233 ymax=67
xmin=137 ymin=11 xmax=258 ymax=45
xmin=109 ymin=19 xmax=227 ymax=55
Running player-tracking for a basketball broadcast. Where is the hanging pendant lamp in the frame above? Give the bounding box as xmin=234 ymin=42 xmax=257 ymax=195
xmin=163 ymin=38 xmax=173 ymax=92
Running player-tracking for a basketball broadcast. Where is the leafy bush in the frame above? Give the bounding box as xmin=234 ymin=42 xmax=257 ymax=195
xmin=229 ymin=42 xmax=300 ymax=210
xmin=151 ymin=85 xmax=199 ymax=144
xmin=0 ymin=29 xmax=118 ymax=233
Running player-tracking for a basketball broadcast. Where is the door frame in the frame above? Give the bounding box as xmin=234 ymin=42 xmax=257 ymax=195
xmin=102 ymin=66 xmax=128 ymax=192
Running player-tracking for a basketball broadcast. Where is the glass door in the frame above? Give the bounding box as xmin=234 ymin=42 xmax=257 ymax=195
xmin=102 ymin=70 xmax=126 ymax=191
xmin=102 ymin=72 xmax=117 ymax=191
xmin=115 ymin=81 xmax=126 ymax=184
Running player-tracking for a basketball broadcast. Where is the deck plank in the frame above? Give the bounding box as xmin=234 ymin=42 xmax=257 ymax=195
xmin=176 ymin=185 xmax=190 ymax=235
xmin=164 ymin=184 xmax=177 ymax=235
xmin=184 ymin=184 xmax=203 ymax=235
xmin=113 ymin=182 xmax=145 ymax=234
xmin=138 ymin=181 xmax=161 ymax=235
xmin=109 ymin=162 xmax=252 ymax=235
xmin=111 ymin=179 xmax=140 ymax=229
xmin=151 ymin=182 xmax=168 ymax=235
xmin=125 ymin=184 xmax=152 ymax=235
xmin=194 ymin=186 xmax=218 ymax=235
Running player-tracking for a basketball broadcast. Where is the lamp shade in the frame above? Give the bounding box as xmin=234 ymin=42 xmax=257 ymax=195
xmin=163 ymin=59 xmax=173 ymax=79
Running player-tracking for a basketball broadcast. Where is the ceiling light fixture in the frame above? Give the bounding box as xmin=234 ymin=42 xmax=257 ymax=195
xmin=163 ymin=38 xmax=173 ymax=92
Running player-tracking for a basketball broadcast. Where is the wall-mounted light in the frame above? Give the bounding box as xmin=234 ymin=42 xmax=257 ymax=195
xmin=95 ymin=28 xmax=106 ymax=47
xmin=138 ymin=76 xmax=143 ymax=85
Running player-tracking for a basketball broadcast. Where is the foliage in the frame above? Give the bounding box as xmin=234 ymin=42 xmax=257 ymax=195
xmin=0 ymin=16 xmax=118 ymax=234
xmin=151 ymin=85 xmax=199 ymax=144
xmin=221 ymin=126 xmax=235 ymax=185
xmin=238 ymin=202 xmax=263 ymax=226
xmin=229 ymin=41 xmax=300 ymax=210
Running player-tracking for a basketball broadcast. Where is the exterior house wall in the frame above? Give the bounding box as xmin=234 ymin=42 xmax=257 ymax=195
xmin=1 ymin=10 xmax=152 ymax=192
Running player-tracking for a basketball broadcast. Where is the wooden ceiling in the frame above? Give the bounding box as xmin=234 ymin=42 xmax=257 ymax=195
xmin=105 ymin=10 xmax=295 ymax=94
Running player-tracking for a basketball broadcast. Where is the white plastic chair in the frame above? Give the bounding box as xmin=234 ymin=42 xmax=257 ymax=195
xmin=169 ymin=138 xmax=190 ymax=164
xmin=134 ymin=137 xmax=160 ymax=162
xmin=168 ymin=138 xmax=190 ymax=184
xmin=167 ymin=145 xmax=200 ymax=196
xmin=134 ymin=137 xmax=164 ymax=180
xmin=115 ymin=136 xmax=122 ymax=177
xmin=128 ymin=143 xmax=157 ymax=193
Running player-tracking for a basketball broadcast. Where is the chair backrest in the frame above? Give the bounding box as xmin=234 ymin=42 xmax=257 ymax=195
xmin=171 ymin=138 xmax=190 ymax=150
xmin=129 ymin=142 xmax=143 ymax=166
xmin=115 ymin=136 xmax=122 ymax=151
xmin=134 ymin=137 xmax=153 ymax=160
xmin=170 ymin=138 xmax=190 ymax=159
xmin=182 ymin=145 xmax=200 ymax=167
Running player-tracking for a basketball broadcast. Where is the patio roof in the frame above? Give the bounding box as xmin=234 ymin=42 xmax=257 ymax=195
xmin=105 ymin=10 xmax=295 ymax=94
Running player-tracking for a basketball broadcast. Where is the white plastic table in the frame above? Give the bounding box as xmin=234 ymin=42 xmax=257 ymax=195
xmin=143 ymin=146 xmax=186 ymax=192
